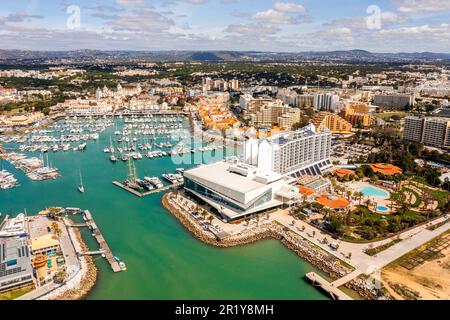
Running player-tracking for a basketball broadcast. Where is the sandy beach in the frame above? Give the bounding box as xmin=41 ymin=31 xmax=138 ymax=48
xmin=382 ymin=232 xmax=450 ymax=300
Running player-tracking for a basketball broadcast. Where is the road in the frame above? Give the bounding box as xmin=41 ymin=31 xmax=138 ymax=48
xmin=273 ymin=210 xmax=450 ymax=277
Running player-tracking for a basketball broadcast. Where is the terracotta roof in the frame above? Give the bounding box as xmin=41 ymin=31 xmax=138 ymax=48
xmin=316 ymin=194 xmax=350 ymax=209
xmin=334 ymin=168 xmax=356 ymax=178
xmin=369 ymin=163 xmax=403 ymax=176
xmin=299 ymin=186 xmax=316 ymax=196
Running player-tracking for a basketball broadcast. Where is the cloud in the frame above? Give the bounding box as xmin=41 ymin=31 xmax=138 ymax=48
xmin=326 ymin=11 xmax=405 ymax=29
xmin=115 ymin=0 xmax=153 ymax=8
xmin=393 ymin=0 xmax=450 ymax=13
xmin=162 ymin=0 xmax=208 ymax=5
xmin=273 ymin=2 xmax=305 ymax=13
xmin=225 ymin=23 xmax=281 ymax=36
xmin=0 ymin=12 xmax=44 ymax=25
xmin=251 ymin=9 xmax=295 ymax=25
xmin=107 ymin=10 xmax=175 ymax=32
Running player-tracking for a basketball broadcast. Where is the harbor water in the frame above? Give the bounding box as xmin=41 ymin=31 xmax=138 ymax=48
xmin=0 ymin=117 xmax=327 ymax=300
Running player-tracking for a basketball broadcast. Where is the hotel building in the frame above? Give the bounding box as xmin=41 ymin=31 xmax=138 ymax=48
xmin=183 ymin=125 xmax=332 ymax=220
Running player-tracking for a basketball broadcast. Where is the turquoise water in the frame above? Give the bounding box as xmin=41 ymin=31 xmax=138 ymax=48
xmin=376 ymin=206 xmax=389 ymax=212
xmin=359 ymin=186 xmax=390 ymax=200
xmin=0 ymin=118 xmax=327 ymax=300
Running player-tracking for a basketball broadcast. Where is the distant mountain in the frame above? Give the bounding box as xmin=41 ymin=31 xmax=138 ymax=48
xmin=0 ymin=49 xmax=449 ymax=63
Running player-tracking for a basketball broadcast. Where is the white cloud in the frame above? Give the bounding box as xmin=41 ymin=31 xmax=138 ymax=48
xmin=115 ymin=0 xmax=153 ymax=8
xmin=252 ymin=9 xmax=294 ymax=24
xmin=273 ymin=2 xmax=305 ymax=13
xmin=394 ymin=0 xmax=450 ymax=13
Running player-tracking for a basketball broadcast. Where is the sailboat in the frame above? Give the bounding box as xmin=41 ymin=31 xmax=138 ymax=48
xmin=78 ymin=171 xmax=85 ymax=193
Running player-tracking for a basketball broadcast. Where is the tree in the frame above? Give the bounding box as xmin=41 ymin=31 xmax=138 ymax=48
xmin=208 ymin=215 xmax=214 ymax=225
xmin=51 ymin=222 xmax=62 ymax=238
xmin=42 ymin=107 xmax=50 ymax=116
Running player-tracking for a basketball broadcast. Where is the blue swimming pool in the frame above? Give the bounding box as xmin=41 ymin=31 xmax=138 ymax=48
xmin=359 ymin=186 xmax=390 ymax=199
xmin=376 ymin=205 xmax=389 ymax=212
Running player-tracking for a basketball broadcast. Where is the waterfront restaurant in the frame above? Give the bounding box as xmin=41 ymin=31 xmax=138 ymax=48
xmin=183 ymin=159 xmax=299 ymax=221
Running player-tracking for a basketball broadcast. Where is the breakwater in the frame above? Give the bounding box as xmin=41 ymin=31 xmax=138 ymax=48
xmin=162 ymin=193 xmax=390 ymax=300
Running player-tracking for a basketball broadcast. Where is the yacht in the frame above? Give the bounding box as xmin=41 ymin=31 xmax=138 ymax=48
xmin=144 ymin=177 xmax=164 ymax=189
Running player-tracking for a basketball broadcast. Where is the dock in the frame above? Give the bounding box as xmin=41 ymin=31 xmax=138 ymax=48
xmin=113 ymin=181 xmax=182 ymax=198
xmin=305 ymin=272 xmax=353 ymax=300
xmin=81 ymin=210 xmax=123 ymax=273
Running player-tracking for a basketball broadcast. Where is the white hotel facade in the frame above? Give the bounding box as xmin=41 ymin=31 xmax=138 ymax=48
xmin=183 ymin=124 xmax=332 ymax=221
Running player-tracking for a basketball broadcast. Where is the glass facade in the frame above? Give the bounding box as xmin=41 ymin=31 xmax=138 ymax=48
xmin=184 ymin=178 xmax=273 ymax=213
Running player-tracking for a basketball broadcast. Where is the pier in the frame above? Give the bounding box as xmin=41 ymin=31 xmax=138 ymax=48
xmin=80 ymin=210 xmax=123 ymax=273
xmin=305 ymin=272 xmax=353 ymax=300
xmin=80 ymin=250 xmax=105 ymax=256
xmin=113 ymin=180 xmax=182 ymax=198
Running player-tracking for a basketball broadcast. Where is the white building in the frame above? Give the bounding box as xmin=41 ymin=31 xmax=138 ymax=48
xmin=184 ymin=159 xmax=298 ymax=221
xmin=183 ymin=125 xmax=332 ymax=220
xmin=243 ymin=124 xmax=333 ymax=177
xmin=313 ymin=93 xmax=340 ymax=112
xmin=404 ymin=116 xmax=450 ymax=148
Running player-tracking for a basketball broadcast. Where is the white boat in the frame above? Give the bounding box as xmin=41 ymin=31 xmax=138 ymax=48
xmin=144 ymin=177 xmax=164 ymax=189
xmin=78 ymin=172 xmax=85 ymax=193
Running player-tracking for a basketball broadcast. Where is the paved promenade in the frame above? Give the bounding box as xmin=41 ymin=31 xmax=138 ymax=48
xmin=273 ymin=210 xmax=450 ymax=284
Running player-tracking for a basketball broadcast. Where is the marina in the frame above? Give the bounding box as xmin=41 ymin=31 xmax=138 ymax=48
xmin=68 ymin=209 xmax=125 ymax=273
xmin=112 ymin=180 xmax=183 ymax=197
xmin=0 ymin=114 xmax=329 ymax=300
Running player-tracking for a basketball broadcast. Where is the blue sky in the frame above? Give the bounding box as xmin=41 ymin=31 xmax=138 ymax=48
xmin=0 ymin=0 xmax=449 ymax=52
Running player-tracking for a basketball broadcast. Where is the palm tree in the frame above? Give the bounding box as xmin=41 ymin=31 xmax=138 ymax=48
xmin=346 ymin=191 xmax=352 ymax=201
xmin=51 ymin=222 xmax=62 ymax=238
xmin=208 ymin=215 xmax=214 ymax=225
xmin=357 ymin=192 xmax=364 ymax=205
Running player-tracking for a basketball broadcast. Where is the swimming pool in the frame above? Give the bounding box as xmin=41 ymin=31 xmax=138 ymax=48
xmin=359 ymin=186 xmax=390 ymax=199
xmin=376 ymin=205 xmax=389 ymax=212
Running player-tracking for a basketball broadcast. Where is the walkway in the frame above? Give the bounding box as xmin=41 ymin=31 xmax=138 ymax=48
xmin=274 ymin=210 xmax=450 ymax=276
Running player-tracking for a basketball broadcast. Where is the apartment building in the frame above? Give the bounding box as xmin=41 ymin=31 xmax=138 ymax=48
xmin=404 ymin=116 xmax=450 ymax=148
xmin=373 ymin=93 xmax=415 ymax=110
xmin=249 ymin=100 xmax=301 ymax=129
xmin=340 ymin=102 xmax=372 ymax=127
xmin=311 ymin=112 xmax=353 ymax=133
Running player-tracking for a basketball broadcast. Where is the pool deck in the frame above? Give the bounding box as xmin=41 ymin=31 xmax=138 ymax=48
xmin=344 ymin=181 xmax=393 ymax=213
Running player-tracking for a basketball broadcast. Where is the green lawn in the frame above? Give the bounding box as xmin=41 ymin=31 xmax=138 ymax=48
xmin=374 ymin=112 xmax=408 ymax=121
